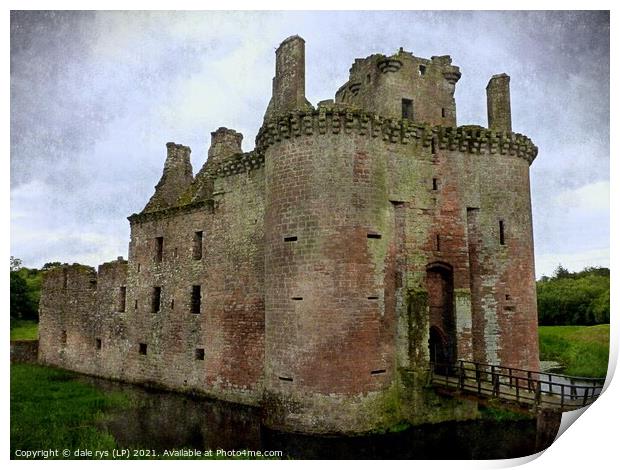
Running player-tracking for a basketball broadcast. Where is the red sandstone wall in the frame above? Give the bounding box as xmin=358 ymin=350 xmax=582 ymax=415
xmin=434 ymin=147 xmax=539 ymax=371
xmin=123 ymin=168 xmax=265 ymax=403
xmin=264 ymin=131 xmax=400 ymax=432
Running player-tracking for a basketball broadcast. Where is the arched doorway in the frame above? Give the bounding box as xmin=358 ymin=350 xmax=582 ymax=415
xmin=426 ymin=262 xmax=456 ymax=372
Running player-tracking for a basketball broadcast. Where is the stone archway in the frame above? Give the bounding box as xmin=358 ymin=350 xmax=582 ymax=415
xmin=426 ymin=262 xmax=456 ymax=371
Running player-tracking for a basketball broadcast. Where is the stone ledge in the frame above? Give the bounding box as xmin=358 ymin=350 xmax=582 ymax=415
xmin=128 ymin=199 xmax=213 ymax=224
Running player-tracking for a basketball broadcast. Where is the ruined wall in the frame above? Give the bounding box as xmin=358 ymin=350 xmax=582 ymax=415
xmin=38 ymin=36 xmax=540 ymax=435
xmin=39 ymin=264 xmax=98 ymax=369
xmin=39 ymin=162 xmax=265 ymax=405
xmin=143 ymin=143 xmax=193 ymax=213
xmin=123 ymin=165 xmax=265 ymax=404
xmin=335 ymin=51 xmax=460 ymax=127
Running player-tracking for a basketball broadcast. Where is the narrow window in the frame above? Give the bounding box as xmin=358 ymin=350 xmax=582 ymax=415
xmin=193 ymin=231 xmax=203 ymax=260
xmin=118 ymin=286 xmax=127 ymax=312
xmin=195 ymin=348 xmax=205 ymax=361
xmin=96 ymin=338 xmax=102 ymax=350
xmin=170 ymin=299 xmax=175 ymax=310
xmin=191 ymin=285 xmax=201 ymax=314
xmin=278 ymin=376 xmax=293 ymax=382
xmin=151 ymin=287 xmax=161 ymax=313
xmin=134 ymin=299 xmax=138 ymax=310
xmin=418 ymin=65 xmax=426 ymax=76
xmin=137 ymin=263 xmax=141 ymax=273
xmin=371 ymin=369 xmax=387 ymax=375
xmin=368 ymin=296 xmax=379 ymax=300
xmin=432 ymin=178 xmax=438 ymax=190
xmin=505 ymin=294 xmax=512 ymax=301
xmin=499 ymin=220 xmax=505 ymax=245
xmin=139 ymin=343 xmax=147 ymax=355
xmin=366 ymin=73 xmax=371 ymax=84
xmin=435 ymin=234 xmax=441 ymax=251
xmin=431 ymin=138 xmax=437 ymax=155
xmin=441 ymin=107 xmax=446 ymax=118
xmin=61 ymin=330 xmax=67 ymax=344
xmin=284 ymin=236 xmax=298 ymax=242
xmin=291 ymin=297 xmax=303 ymax=301
xmin=154 ymin=236 xmax=163 ymax=262
xmin=367 ymin=233 xmax=382 ymax=239
xmin=402 ymin=98 xmax=413 ymax=120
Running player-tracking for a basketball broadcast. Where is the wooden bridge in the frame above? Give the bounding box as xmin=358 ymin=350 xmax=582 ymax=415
xmin=429 ymin=360 xmax=606 ymax=412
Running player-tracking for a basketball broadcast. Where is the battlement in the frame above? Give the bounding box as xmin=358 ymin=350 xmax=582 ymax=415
xmin=256 ymin=107 xmax=537 ymax=163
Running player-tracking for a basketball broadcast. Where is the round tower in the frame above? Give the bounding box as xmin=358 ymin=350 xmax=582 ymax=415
xmin=261 ymin=110 xmax=400 ymax=434
xmin=260 ymin=37 xmax=399 ymax=434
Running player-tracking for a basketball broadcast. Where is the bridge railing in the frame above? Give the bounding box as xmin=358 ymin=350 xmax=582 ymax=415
xmin=429 ymin=360 xmax=606 ymax=412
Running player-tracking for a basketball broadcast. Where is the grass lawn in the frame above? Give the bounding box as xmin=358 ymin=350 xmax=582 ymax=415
xmin=538 ymin=324 xmax=609 ymax=378
xmin=10 ymin=319 xmax=39 ymax=341
xmin=10 ymin=363 xmax=126 ymax=458
xmin=10 ymin=364 xmax=277 ymax=459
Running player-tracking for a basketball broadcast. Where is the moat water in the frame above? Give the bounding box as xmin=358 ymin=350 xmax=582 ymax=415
xmin=80 ymin=376 xmax=543 ymax=460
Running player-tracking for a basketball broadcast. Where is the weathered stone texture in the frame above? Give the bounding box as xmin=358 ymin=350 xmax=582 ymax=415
xmin=39 ymin=35 xmax=539 ymax=434
xmin=487 ymin=73 xmax=512 ymax=133
xmin=10 ymin=340 xmax=39 ymax=363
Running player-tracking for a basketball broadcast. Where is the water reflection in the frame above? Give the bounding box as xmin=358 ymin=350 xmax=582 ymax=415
xmin=81 ymin=376 xmax=540 ymax=460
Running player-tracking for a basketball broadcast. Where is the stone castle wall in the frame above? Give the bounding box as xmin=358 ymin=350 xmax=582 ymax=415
xmin=38 ymin=35 xmax=539 ymax=434
xmin=40 ymin=166 xmax=266 ymax=405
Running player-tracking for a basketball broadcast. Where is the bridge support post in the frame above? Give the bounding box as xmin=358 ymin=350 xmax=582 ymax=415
xmin=535 ymin=408 xmax=562 ymax=453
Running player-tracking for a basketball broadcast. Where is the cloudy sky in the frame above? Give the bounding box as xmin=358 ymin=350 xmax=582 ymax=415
xmin=10 ymin=11 xmax=609 ymax=278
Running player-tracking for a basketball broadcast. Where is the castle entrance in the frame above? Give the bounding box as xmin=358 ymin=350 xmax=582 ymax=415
xmin=426 ymin=263 xmax=456 ymax=373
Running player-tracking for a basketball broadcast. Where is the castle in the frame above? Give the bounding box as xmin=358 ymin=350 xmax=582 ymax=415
xmin=39 ymin=36 xmax=539 ymax=434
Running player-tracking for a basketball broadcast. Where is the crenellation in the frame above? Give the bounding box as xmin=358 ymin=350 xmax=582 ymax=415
xmin=39 ymin=35 xmax=540 ymax=435
xmin=255 ymin=109 xmax=537 ymax=163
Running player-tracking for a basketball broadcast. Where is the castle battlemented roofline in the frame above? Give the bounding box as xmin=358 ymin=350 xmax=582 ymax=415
xmin=255 ymin=107 xmax=537 ymax=163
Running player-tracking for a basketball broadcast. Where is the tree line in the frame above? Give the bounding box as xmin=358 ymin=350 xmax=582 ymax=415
xmin=10 ymin=257 xmax=62 ymax=321
xmin=537 ymin=265 xmax=610 ymax=326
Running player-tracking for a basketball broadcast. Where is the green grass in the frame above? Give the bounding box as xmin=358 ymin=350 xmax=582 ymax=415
xmin=10 ymin=364 xmax=278 ymax=459
xmin=10 ymin=319 xmax=39 ymax=341
xmin=10 ymin=363 xmax=127 ymax=458
xmin=538 ymin=324 xmax=609 ymax=378
xmin=478 ymin=404 xmax=532 ymax=422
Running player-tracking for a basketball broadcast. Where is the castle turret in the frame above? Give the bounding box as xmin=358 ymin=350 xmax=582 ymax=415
xmin=486 ymin=73 xmax=512 ymax=133
xmin=143 ymin=142 xmax=193 ymax=212
xmin=263 ymin=35 xmax=313 ymax=121
xmin=334 ymin=50 xmax=460 ymax=126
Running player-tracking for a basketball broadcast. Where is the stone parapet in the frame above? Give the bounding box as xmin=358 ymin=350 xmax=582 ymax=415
xmin=256 ymin=108 xmax=538 ymax=164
